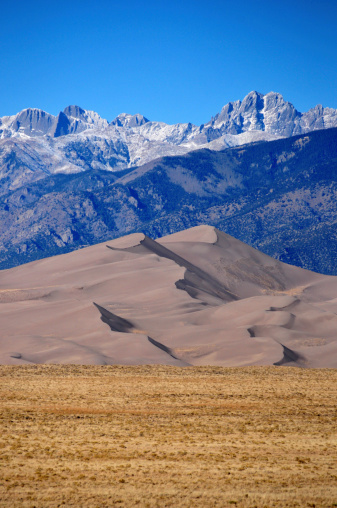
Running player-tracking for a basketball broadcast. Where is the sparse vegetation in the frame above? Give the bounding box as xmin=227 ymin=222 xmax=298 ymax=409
xmin=0 ymin=365 xmax=336 ymax=507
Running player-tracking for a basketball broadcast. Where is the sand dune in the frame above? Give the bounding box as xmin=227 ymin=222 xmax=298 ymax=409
xmin=1 ymin=225 xmax=337 ymax=367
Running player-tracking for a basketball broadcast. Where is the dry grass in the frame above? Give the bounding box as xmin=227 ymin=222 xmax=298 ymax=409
xmin=0 ymin=365 xmax=337 ymax=507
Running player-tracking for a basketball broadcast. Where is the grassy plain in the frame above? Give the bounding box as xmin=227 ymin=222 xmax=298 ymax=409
xmin=0 ymin=365 xmax=336 ymax=507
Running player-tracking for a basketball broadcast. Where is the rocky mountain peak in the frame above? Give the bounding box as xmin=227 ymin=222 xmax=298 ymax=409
xmin=111 ymin=113 xmax=150 ymax=128
xmin=63 ymin=105 xmax=87 ymax=119
xmin=11 ymin=108 xmax=56 ymax=137
xmin=241 ymin=90 xmax=264 ymax=108
xmin=263 ymin=91 xmax=294 ymax=111
xmin=206 ymin=91 xmax=303 ymax=136
xmin=1 ymin=92 xmax=337 ymax=154
xmin=63 ymin=106 xmax=109 ymax=131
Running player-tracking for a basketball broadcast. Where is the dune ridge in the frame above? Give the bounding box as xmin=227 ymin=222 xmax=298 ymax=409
xmin=1 ymin=225 xmax=337 ymax=367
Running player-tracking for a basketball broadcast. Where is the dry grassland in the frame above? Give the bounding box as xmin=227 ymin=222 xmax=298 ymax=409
xmin=0 ymin=365 xmax=337 ymax=507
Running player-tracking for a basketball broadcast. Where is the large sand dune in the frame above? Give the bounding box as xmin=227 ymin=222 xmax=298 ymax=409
xmin=1 ymin=225 xmax=337 ymax=367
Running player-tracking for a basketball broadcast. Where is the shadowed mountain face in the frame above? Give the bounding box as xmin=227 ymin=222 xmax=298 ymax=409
xmin=1 ymin=225 xmax=337 ymax=367
xmin=1 ymin=127 xmax=337 ymax=275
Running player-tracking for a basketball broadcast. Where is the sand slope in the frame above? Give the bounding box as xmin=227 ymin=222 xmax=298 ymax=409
xmin=1 ymin=225 xmax=337 ymax=367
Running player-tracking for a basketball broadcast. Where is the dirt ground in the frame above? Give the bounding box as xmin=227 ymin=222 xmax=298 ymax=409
xmin=0 ymin=365 xmax=336 ymax=507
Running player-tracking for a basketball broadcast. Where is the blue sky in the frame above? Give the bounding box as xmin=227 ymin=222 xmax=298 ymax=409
xmin=1 ymin=0 xmax=336 ymax=125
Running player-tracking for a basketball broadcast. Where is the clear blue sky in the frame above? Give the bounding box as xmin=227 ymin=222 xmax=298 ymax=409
xmin=1 ymin=0 xmax=336 ymax=125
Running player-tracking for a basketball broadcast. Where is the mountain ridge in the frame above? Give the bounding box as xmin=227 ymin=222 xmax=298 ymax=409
xmin=1 ymin=126 xmax=337 ymax=275
xmin=1 ymin=91 xmax=337 ymax=182
xmin=2 ymin=90 xmax=337 ymax=200
xmin=2 ymin=91 xmax=337 ymax=141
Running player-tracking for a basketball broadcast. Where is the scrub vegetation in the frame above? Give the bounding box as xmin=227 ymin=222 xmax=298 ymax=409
xmin=1 ymin=365 xmax=336 ymax=507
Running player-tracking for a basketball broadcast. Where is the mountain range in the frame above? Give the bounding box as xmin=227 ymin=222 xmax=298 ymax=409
xmin=2 ymin=91 xmax=337 ymax=143
xmin=2 ymin=91 xmax=337 ymax=194
xmin=1 ymin=125 xmax=337 ymax=274
xmin=1 ymin=91 xmax=337 ymax=274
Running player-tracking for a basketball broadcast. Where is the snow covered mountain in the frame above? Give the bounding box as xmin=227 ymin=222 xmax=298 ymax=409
xmin=1 ymin=91 xmax=337 ymax=188
xmin=2 ymin=127 xmax=337 ymax=274
xmin=110 ymin=113 xmax=149 ymax=128
xmin=204 ymin=91 xmax=337 ymax=137
xmin=0 ymin=105 xmax=108 ymax=139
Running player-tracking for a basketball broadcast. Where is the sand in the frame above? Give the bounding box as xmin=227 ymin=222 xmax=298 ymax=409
xmin=1 ymin=225 xmax=337 ymax=367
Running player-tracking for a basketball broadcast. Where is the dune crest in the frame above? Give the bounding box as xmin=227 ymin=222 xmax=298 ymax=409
xmin=1 ymin=225 xmax=337 ymax=367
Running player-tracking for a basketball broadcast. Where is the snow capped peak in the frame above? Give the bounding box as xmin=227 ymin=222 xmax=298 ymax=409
xmin=264 ymin=91 xmax=284 ymax=98
xmin=243 ymin=90 xmax=264 ymax=101
xmin=111 ymin=113 xmax=150 ymax=128
xmin=205 ymin=91 xmax=303 ymax=137
xmin=63 ymin=105 xmax=107 ymax=124
xmin=309 ymin=104 xmax=324 ymax=113
xmin=83 ymin=109 xmax=109 ymax=127
xmin=0 ymin=105 xmax=110 ymax=139
xmin=263 ymin=91 xmax=293 ymax=108
xmin=1 ymin=92 xmax=337 ymax=153
xmin=62 ymin=105 xmax=109 ymax=132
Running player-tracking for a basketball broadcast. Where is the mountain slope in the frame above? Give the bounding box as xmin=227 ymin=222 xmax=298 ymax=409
xmin=1 ymin=127 xmax=337 ymax=274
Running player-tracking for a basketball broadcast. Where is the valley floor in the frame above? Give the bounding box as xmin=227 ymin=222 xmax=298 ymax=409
xmin=0 ymin=365 xmax=336 ymax=507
